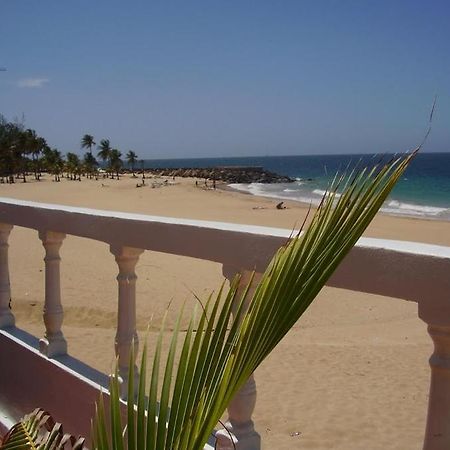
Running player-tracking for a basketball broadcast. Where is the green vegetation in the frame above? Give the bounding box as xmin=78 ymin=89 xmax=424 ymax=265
xmin=97 ymin=138 xmax=112 ymax=168
xmin=0 ymin=115 xmax=48 ymax=183
xmin=81 ymin=134 xmax=98 ymax=179
xmin=110 ymin=148 xmax=123 ymax=179
xmin=0 ymin=116 xmax=137 ymax=183
xmin=0 ymin=408 xmax=85 ymax=449
xmin=126 ymin=150 xmax=138 ymax=176
xmin=92 ymin=152 xmax=416 ymax=450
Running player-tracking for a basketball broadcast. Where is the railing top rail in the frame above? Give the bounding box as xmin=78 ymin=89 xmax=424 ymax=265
xmin=1 ymin=197 xmax=449 ymax=316
xmin=1 ymin=197 xmax=449 ymax=257
xmin=0 ymin=197 xmax=294 ymax=237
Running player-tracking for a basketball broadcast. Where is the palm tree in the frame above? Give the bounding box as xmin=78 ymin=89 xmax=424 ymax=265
xmin=66 ymin=152 xmax=81 ymax=181
xmin=126 ymin=150 xmax=138 ymax=177
xmin=0 ymin=117 xmax=51 ymax=184
xmin=81 ymin=134 xmax=97 ymax=179
xmin=42 ymin=147 xmax=64 ymax=182
xmin=15 ymin=128 xmax=30 ymax=182
xmin=54 ymin=150 xmax=65 ymax=181
xmin=31 ymin=136 xmax=46 ymax=180
xmin=93 ymin=152 xmax=417 ymax=450
xmin=97 ymin=139 xmax=112 ymax=177
xmin=83 ymin=151 xmax=98 ymax=179
xmin=81 ymin=134 xmax=95 ymax=155
xmin=0 ymin=117 xmax=21 ymax=183
xmin=109 ymin=148 xmax=123 ymax=179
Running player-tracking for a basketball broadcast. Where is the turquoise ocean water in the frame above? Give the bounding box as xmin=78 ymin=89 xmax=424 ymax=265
xmin=142 ymin=153 xmax=450 ymax=221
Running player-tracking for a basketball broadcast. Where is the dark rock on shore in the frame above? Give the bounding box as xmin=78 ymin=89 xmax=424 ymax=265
xmin=145 ymin=166 xmax=294 ymax=184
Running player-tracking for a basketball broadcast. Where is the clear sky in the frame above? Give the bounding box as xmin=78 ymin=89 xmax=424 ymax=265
xmin=1 ymin=0 xmax=449 ymax=159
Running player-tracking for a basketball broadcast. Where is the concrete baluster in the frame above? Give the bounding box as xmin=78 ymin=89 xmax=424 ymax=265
xmin=218 ymin=266 xmax=262 ymax=450
xmin=417 ymin=288 xmax=450 ymax=450
xmin=38 ymin=231 xmax=68 ymax=357
xmin=110 ymin=245 xmax=143 ymax=398
xmin=215 ymin=430 xmax=238 ymax=450
xmin=0 ymin=223 xmax=14 ymax=328
xmin=421 ymin=322 xmax=450 ymax=450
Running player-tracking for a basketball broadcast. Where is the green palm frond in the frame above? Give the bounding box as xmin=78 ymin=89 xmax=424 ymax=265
xmin=93 ymin=151 xmax=417 ymax=450
xmin=1 ymin=408 xmax=86 ymax=450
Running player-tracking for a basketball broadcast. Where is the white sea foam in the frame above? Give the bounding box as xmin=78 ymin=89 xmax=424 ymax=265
xmin=229 ymin=183 xmax=450 ymax=220
xmin=381 ymin=200 xmax=448 ymax=217
xmin=312 ymin=189 xmax=342 ymax=198
xmin=228 ymin=183 xmax=322 ymax=205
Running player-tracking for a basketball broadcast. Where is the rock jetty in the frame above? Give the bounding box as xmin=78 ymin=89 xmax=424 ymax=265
xmin=146 ymin=166 xmax=294 ymax=184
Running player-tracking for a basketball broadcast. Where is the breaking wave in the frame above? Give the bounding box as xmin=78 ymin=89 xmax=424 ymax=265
xmin=228 ymin=183 xmax=450 ymax=220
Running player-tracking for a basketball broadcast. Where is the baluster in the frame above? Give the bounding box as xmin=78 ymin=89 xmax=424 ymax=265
xmin=0 ymin=223 xmax=14 ymax=328
xmin=418 ymin=289 xmax=450 ymax=450
xmin=110 ymin=245 xmax=143 ymax=399
xmin=218 ymin=266 xmax=261 ymax=450
xmin=38 ymin=231 xmax=67 ymax=357
xmin=421 ymin=322 xmax=450 ymax=450
xmin=215 ymin=430 xmax=238 ymax=450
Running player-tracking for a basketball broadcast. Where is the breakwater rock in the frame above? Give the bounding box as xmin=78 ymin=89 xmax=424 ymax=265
xmin=146 ymin=166 xmax=294 ymax=184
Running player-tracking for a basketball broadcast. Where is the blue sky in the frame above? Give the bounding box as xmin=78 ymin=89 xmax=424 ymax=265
xmin=1 ymin=1 xmax=449 ymax=158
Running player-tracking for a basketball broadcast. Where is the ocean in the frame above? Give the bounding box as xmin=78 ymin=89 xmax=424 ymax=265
xmin=141 ymin=153 xmax=450 ymax=221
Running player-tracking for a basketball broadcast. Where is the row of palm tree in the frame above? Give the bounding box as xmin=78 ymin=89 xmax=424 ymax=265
xmin=0 ymin=115 xmax=48 ymax=183
xmin=82 ymin=134 xmax=139 ymax=179
xmin=0 ymin=116 xmax=139 ymax=183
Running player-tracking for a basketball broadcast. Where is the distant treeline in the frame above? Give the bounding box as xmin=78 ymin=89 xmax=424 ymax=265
xmin=0 ymin=115 xmax=139 ymax=183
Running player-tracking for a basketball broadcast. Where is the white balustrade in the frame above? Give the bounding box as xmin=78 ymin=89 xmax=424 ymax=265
xmin=38 ymin=230 xmax=68 ymax=357
xmin=110 ymin=244 xmax=143 ymax=398
xmin=219 ymin=267 xmax=261 ymax=450
xmin=0 ymin=197 xmax=449 ymax=450
xmin=0 ymin=223 xmax=14 ymax=328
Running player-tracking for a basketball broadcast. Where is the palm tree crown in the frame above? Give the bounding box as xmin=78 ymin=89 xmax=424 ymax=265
xmin=126 ymin=150 xmax=138 ymax=174
xmin=97 ymin=139 xmax=112 ymax=164
xmin=109 ymin=148 xmax=123 ymax=178
xmin=81 ymin=134 xmax=96 ymax=155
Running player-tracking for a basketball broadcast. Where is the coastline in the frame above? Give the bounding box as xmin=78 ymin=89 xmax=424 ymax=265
xmin=225 ymin=181 xmax=450 ymax=222
xmin=2 ymin=173 xmax=448 ymax=245
xmin=1 ymin=173 xmax=447 ymax=449
xmin=225 ymin=182 xmax=450 ymax=224
xmin=139 ymin=152 xmax=450 ymax=222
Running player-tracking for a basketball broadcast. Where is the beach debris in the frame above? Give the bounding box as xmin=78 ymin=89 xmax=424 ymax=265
xmin=290 ymin=431 xmax=302 ymax=437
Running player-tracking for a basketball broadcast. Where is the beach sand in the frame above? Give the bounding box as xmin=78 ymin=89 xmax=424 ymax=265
xmin=2 ymin=174 xmax=449 ymax=449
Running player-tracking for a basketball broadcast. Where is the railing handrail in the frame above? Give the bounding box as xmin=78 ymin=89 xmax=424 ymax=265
xmin=1 ymin=197 xmax=448 ymax=255
xmin=1 ymin=196 xmax=449 ymax=306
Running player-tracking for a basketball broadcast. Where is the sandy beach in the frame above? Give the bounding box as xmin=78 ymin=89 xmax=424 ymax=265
xmin=2 ymin=174 xmax=449 ymax=450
